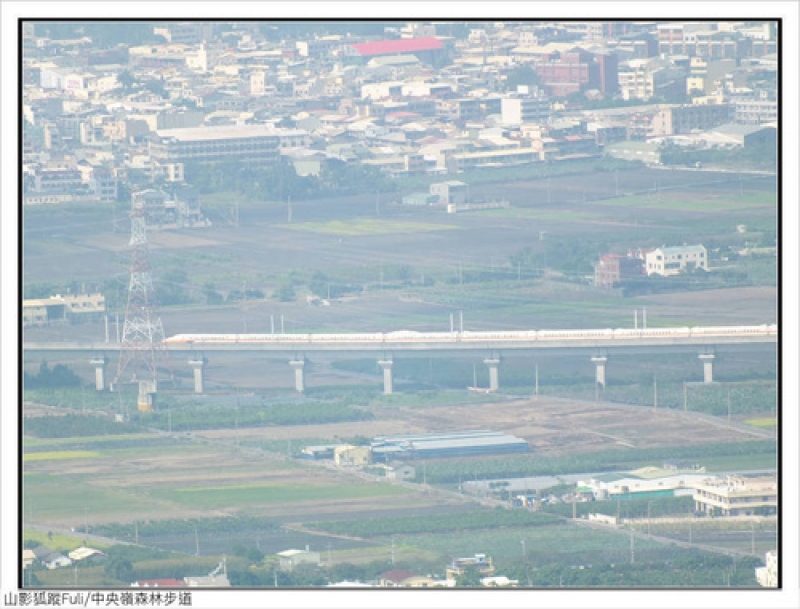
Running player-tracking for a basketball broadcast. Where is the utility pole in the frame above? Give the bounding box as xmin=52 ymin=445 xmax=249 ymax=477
xmin=727 ymin=389 xmax=732 ymax=426
xmin=450 ymin=313 xmax=454 ymax=333
xmin=535 ymin=364 xmax=539 ymax=400
xmin=287 ymin=196 xmax=292 ymax=223
xmin=684 ymin=382 xmax=688 ymax=413
xmin=629 ymin=528 xmax=635 ymax=564
xmin=653 ymin=375 xmax=658 ymax=411
xmin=134 ymin=521 xmax=139 ymax=545
xmin=459 ymin=310 xmax=463 ymax=333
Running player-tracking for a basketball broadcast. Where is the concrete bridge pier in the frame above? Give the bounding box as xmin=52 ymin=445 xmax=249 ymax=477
xmin=188 ymin=358 xmax=206 ymax=394
xmin=484 ymin=357 xmax=501 ymax=392
xmin=699 ymin=353 xmax=715 ymax=383
xmin=137 ymin=380 xmax=157 ymax=412
xmin=90 ymin=356 xmax=108 ymax=391
xmin=378 ymin=358 xmax=394 ymax=394
xmin=591 ymin=355 xmax=608 ymax=388
xmin=289 ymin=358 xmax=306 ymax=393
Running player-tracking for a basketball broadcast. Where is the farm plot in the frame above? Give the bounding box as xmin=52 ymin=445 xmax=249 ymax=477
xmin=281 ymin=219 xmax=459 ymax=236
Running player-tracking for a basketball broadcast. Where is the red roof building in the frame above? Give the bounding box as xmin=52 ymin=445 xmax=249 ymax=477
xmin=349 ymin=37 xmax=443 ymax=57
xmin=379 ymin=569 xmax=418 ymax=587
xmin=131 ymin=579 xmax=187 ymax=588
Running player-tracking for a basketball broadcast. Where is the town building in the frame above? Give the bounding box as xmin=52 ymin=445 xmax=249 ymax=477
xmin=644 ymin=245 xmax=708 ymax=276
xmin=691 ymin=475 xmax=777 ymax=517
xmin=333 ymin=445 xmax=372 ymax=467
xmin=345 ymin=37 xmax=449 ymax=66
xmin=22 ymin=292 xmax=105 ymax=327
xmin=731 ymin=96 xmax=778 ymax=125
xmin=650 ymin=103 xmax=732 ymax=136
xmin=594 ymin=253 xmax=645 ymax=287
xmin=446 ymin=554 xmax=495 ymax=582
xmin=534 ymin=49 xmax=618 ymax=97
xmin=430 ymin=180 xmax=468 ymax=204
xmin=22 ymin=550 xmax=35 ymax=570
xmin=150 ymin=125 xmax=307 ymax=166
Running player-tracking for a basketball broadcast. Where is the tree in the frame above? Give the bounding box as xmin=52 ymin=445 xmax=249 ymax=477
xmin=117 ymin=70 xmax=136 ymax=91
xmin=455 ymin=566 xmax=484 ymax=587
xmin=505 ymin=64 xmax=540 ymax=92
xmin=143 ymin=79 xmax=168 ymax=99
xmin=104 ymin=556 xmax=134 ymax=583
xmin=272 ymin=282 xmax=296 ymax=302
xmin=308 ymin=271 xmax=328 ymax=299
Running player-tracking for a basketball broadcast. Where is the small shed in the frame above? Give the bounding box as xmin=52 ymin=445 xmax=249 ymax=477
xmin=385 ymin=462 xmax=416 ymax=481
xmin=277 ymin=548 xmax=321 ymax=572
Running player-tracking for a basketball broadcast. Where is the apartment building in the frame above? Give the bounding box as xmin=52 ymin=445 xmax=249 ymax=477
xmin=732 ymin=98 xmax=777 ymax=125
xmin=691 ymin=476 xmax=777 ymax=517
xmin=500 ymin=93 xmax=550 ymax=126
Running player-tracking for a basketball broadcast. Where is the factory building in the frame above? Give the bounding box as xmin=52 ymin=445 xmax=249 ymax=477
xmin=371 ymin=430 xmax=529 ymax=462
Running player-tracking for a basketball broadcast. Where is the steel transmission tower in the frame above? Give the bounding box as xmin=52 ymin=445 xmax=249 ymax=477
xmin=115 ymin=198 xmax=168 ymax=389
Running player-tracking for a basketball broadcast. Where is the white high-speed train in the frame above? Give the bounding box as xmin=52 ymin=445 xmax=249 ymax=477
xmin=162 ymin=324 xmax=777 ymax=345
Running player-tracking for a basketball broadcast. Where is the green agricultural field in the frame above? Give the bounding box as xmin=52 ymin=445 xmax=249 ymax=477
xmin=23 ymin=450 xmax=100 ymax=462
xmin=744 ymin=417 xmax=777 ymax=428
xmin=588 ymin=191 xmax=776 ymax=212
xmin=23 ymin=528 xmax=113 ymax=553
xmin=483 ymin=209 xmax=599 ymax=222
xmin=699 ymin=453 xmax=777 ymax=472
xmin=306 ymin=509 xmax=561 ymax=538
xmin=281 ymin=218 xmax=459 ymax=236
xmin=162 ymin=482 xmax=411 ymax=509
xmin=23 ymin=476 xmax=161 ymax=522
xmin=23 ymin=433 xmax=162 ymax=448
xmin=398 ymin=522 xmax=667 ymax=568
